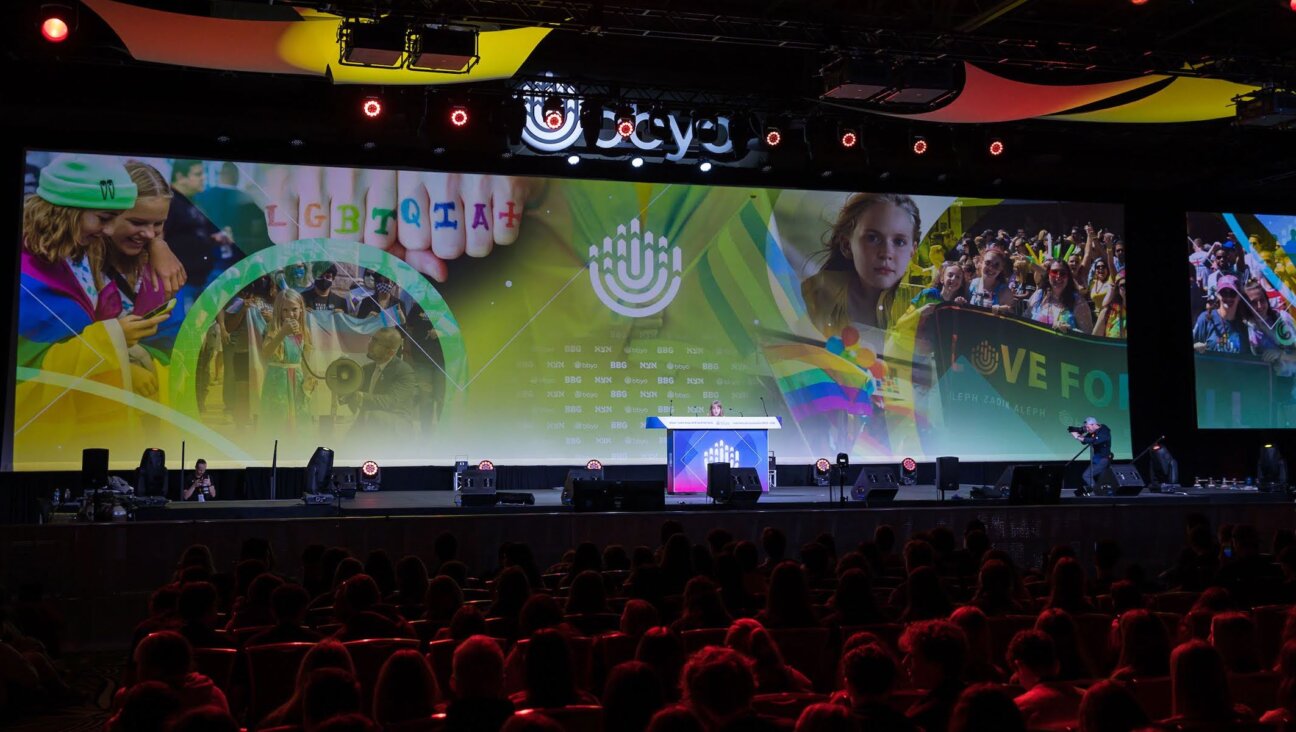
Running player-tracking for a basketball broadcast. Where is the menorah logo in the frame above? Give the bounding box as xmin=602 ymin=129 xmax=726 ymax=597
xmin=703 ymin=440 xmax=739 ymax=466
xmin=971 ymin=340 xmax=1000 ymax=376
xmin=589 ymin=217 xmax=683 ymax=318
xmin=518 ymin=80 xmax=583 ymax=152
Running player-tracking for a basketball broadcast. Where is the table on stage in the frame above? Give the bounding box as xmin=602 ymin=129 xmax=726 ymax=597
xmin=645 ymin=416 xmax=783 ymax=494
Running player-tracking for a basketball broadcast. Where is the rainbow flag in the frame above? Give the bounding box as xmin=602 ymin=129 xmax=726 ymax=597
xmin=765 ymin=343 xmax=876 ymax=421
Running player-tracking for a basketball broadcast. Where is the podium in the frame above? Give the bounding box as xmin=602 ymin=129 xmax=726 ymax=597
xmin=645 ymin=416 xmax=782 ymax=494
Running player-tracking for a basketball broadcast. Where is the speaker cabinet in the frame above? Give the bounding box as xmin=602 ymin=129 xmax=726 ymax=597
xmin=706 ymin=463 xmax=762 ymax=505
xmin=456 ymin=469 xmax=497 ymax=507
xmin=851 ymin=468 xmax=899 ymax=503
xmin=571 ymin=480 xmax=665 ymax=512
xmin=996 ymin=465 xmax=1063 ymax=505
xmin=562 ymin=468 xmax=604 ymax=505
xmin=936 ymin=456 xmax=959 ymax=493
xmin=1097 ymin=464 xmax=1145 ymax=496
xmin=81 ymin=448 xmax=109 ymax=499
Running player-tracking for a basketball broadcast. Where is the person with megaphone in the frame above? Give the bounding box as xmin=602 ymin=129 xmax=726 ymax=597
xmin=341 ymin=326 xmax=417 ymax=435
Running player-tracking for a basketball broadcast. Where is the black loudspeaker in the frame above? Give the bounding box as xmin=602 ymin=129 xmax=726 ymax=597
xmin=850 ymin=467 xmax=899 ymax=503
xmin=81 ymin=448 xmax=109 ymax=498
xmin=304 ymin=447 xmax=334 ymax=495
xmin=1097 ymin=464 xmax=1145 ymax=496
xmin=571 ymin=480 xmax=665 ymax=512
xmin=562 ymin=468 xmax=604 ymax=505
xmin=706 ymin=463 xmax=762 ymax=505
xmin=457 ymin=469 xmax=498 ymax=507
xmin=936 ymin=456 xmax=959 ymax=493
xmin=996 ymin=465 xmax=1063 ymax=505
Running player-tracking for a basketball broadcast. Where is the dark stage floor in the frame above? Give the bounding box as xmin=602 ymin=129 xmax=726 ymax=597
xmin=119 ymin=482 xmax=1288 ymax=521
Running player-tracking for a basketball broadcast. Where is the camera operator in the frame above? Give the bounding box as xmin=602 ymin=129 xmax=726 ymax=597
xmin=183 ymin=459 xmax=217 ymax=502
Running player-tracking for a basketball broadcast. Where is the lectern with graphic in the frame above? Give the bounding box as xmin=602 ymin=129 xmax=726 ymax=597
xmin=645 ymin=416 xmax=783 ymax=494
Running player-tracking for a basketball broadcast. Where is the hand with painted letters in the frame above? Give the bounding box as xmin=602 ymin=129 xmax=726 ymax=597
xmin=263 ymin=166 xmax=528 ymax=282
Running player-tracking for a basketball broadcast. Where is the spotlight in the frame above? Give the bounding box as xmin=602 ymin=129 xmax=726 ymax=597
xmin=912 ymin=136 xmax=929 ymax=155
xmin=586 ymin=458 xmax=604 ymax=471
xmin=764 ymin=127 xmax=782 ymax=147
xmin=449 ymin=106 xmax=470 ymax=128
xmin=361 ymin=97 xmax=383 ymax=119
xmin=814 ymin=457 xmax=832 ymax=486
xmin=566 ymin=154 xmax=580 ymax=165
xmin=698 ymin=159 xmax=713 ymax=172
xmin=40 ymin=3 xmax=75 ymax=43
xmin=694 ymin=115 xmax=723 ymax=145
xmin=899 ymin=457 xmax=917 ymax=485
xmin=1291 ymin=0 xmax=1296 ymax=11
xmin=338 ymin=17 xmax=408 ymax=68
xmin=1149 ymin=443 xmax=1179 ymax=488
xmin=631 ymin=156 xmax=644 ymax=168
xmin=615 ymin=108 xmax=636 ymax=139
xmin=840 ymin=128 xmax=859 ymax=149
xmin=1130 ymin=0 xmax=1148 ymax=4
xmin=477 ymin=459 xmax=495 ymax=471
xmin=359 ymin=460 xmax=381 ymax=492
xmin=305 ymin=447 xmax=335 ymax=497
xmin=988 ymin=138 xmax=1005 ymax=157
xmin=542 ymin=96 xmax=565 ymax=130
xmin=137 ymin=448 xmax=168 ymax=498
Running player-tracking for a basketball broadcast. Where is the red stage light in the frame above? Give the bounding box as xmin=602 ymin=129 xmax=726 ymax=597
xmin=41 ymin=16 xmax=69 ymax=43
xmin=477 ymin=459 xmax=495 ymax=471
xmin=449 ymin=106 xmax=469 ymax=127
xmin=1291 ymin=0 xmax=1296 ymax=11
xmin=616 ymin=117 xmax=636 ymax=138
xmin=815 ymin=457 xmax=832 ymax=473
xmin=361 ymin=460 xmax=379 ymax=477
xmin=988 ymin=139 xmax=1005 ymax=156
xmin=544 ymin=108 xmax=564 ymax=129
xmin=840 ymin=130 xmax=858 ymax=148
xmin=361 ymin=98 xmax=382 ymax=118
xmin=901 ymin=457 xmax=917 ymax=471
xmin=765 ymin=128 xmax=782 ymax=147
xmin=586 ymin=459 xmax=603 ymax=471
xmin=1130 ymin=0 xmax=1148 ymax=5
xmin=912 ymin=137 xmax=929 ymax=155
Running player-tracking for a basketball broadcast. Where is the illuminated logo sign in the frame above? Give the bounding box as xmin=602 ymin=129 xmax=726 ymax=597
xmin=519 ymin=80 xmax=736 ymax=161
xmin=703 ymin=439 xmax=740 ymax=466
xmin=589 ymin=217 xmax=682 ymax=318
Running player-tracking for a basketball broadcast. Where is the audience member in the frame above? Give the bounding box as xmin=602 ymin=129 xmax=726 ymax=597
xmin=246 ymin=583 xmax=322 ymax=647
xmin=1167 ymin=640 xmax=1253 ymax=726
xmin=682 ymin=646 xmax=785 ymax=731
xmin=636 ymin=627 xmax=686 ymax=701
xmin=949 ymin=683 xmax=1027 ymax=732
xmin=1034 ymin=609 xmax=1094 ymax=681
xmin=1045 ymin=558 xmax=1095 ymax=614
xmin=899 ymin=566 xmax=953 ymax=622
xmin=176 ymin=582 xmax=235 ymax=650
xmin=511 ymin=628 xmax=598 ymax=709
xmin=446 ymin=635 xmax=514 ymax=732
xmin=1261 ymin=639 xmax=1296 ymax=726
xmin=724 ymin=618 xmax=812 ymax=694
xmin=1110 ymin=609 xmax=1170 ymax=680
xmin=104 ymin=680 xmax=182 ymax=732
xmin=302 ymin=668 xmax=363 ymax=732
xmin=899 ymin=620 xmax=968 ymax=732
xmin=602 ymin=661 xmax=665 ymax=732
xmin=824 ymin=569 xmax=886 ymax=626
xmin=672 ymin=577 xmax=733 ymax=633
xmin=758 ymin=562 xmax=821 ymax=629
xmin=1007 ymin=630 xmax=1083 ymax=729
xmin=949 ymin=606 xmax=1006 ymax=682
xmin=127 ymin=631 xmax=228 ymax=714
xmin=372 ymin=649 xmax=438 ymax=726
xmin=794 ymin=703 xmax=859 ymax=732
xmin=839 ymin=644 xmax=920 ymax=732
xmin=1077 ymin=680 xmax=1149 ymax=732
xmin=1209 ymin=611 xmax=1262 ymax=673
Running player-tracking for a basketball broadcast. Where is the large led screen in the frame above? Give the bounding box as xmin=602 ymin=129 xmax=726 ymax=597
xmin=1188 ymin=211 xmax=1296 ymax=428
xmin=14 ymin=151 xmax=1128 ymax=468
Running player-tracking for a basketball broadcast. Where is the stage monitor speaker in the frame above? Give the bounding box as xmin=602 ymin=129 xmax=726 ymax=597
xmin=997 ymin=465 xmax=1062 ymax=505
xmin=305 ymin=447 xmax=334 ymax=495
xmin=851 ymin=467 xmax=899 ymax=503
xmin=1097 ymin=464 xmax=1145 ymax=496
xmin=81 ymin=448 xmax=109 ymax=499
xmin=497 ymin=491 xmax=536 ymax=506
xmin=456 ymin=469 xmax=498 ymax=507
xmin=571 ymin=480 xmax=665 ymax=512
xmin=562 ymin=468 xmax=604 ymax=505
xmin=936 ymin=456 xmax=959 ymax=493
xmin=706 ymin=463 xmax=762 ymax=505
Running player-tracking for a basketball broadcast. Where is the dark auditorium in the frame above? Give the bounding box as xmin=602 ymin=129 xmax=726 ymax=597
xmin=7 ymin=2 xmax=1296 ymax=732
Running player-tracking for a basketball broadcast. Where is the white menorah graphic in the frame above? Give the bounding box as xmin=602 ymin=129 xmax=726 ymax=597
xmin=703 ymin=440 xmax=740 ymax=466
xmin=588 ymin=218 xmax=682 ymax=318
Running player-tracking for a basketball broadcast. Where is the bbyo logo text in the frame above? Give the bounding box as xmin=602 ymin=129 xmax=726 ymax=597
xmin=589 ymin=218 xmax=682 ymax=318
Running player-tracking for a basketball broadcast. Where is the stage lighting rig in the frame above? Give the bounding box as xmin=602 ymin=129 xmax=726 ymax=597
xmin=408 ymin=26 xmax=479 ymax=74
xmin=631 ymin=156 xmax=645 ymax=168
xmin=566 ymin=154 xmax=580 ymax=166
xmin=900 ymin=457 xmax=918 ymax=485
xmin=338 ymin=17 xmax=408 ymax=68
xmin=542 ymin=96 xmax=565 ymax=130
xmin=911 ymin=135 xmax=929 ymax=155
xmin=988 ymin=138 xmax=1005 ymax=157
xmin=763 ymin=126 xmax=783 ymax=148
xmin=1258 ymin=444 xmax=1288 ymax=492
xmin=814 ymin=457 xmax=832 ymax=487
xmin=40 ymin=3 xmax=76 ymax=43
xmin=361 ymin=97 xmax=383 ymax=119
xmin=698 ymin=160 xmax=713 ymax=172
xmin=615 ymin=107 xmax=637 ymax=139
xmin=840 ymin=128 xmax=859 ymax=149
xmin=303 ymin=447 xmax=335 ymax=504
xmin=359 ymin=460 xmax=382 ymax=492
xmin=477 ymin=459 xmax=495 ymax=471
xmin=586 ymin=459 xmax=603 ymax=471
xmin=449 ymin=105 xmax=470 ymax=128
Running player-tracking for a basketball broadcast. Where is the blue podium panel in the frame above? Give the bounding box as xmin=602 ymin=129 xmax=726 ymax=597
xmin=645 ymin=417 xmax=781 ymax=495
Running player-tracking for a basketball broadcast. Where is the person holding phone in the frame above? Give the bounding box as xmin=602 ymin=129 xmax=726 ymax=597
xmin=183 ymin=459 xmax=216 ymax=501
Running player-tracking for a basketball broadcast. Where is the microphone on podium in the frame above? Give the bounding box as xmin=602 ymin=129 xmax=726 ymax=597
xmin=760 ymin=396 xmax=768 ymax=417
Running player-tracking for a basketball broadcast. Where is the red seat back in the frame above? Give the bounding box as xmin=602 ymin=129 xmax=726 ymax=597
xmin=514 ymin=705 xmax=603 ymax=732
xmin=192 ymin=647 xmax=237 ymax=694
xmin=681 ymin=628 xmax=728 ymax=653
xmin=246 ymin=642 xmax=316 ymax=726
xmin=344 ymin=637 xmax=421 ymax=706
xmin=752 ymin=692 xmax=828 ymax=720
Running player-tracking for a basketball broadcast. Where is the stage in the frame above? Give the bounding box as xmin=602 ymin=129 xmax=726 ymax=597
xmin=114 ymin=482 xmax=1291 ymax=521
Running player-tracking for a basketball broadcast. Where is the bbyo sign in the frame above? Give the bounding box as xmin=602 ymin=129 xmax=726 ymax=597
xmin=518 ymin=81 xmax=739 ymax=162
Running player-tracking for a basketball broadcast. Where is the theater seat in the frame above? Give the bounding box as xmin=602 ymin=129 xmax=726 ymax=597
xmin=192 ymin=647 xmax=238 ymax=694
xmin=752 ymin=693 xmax=828 ymax=719
xmin=385 ymin=717 xmax=448 ymax=732
xmin=564 ymin=613 xmax=621 ymax=636
xmin=1228 ymin=671 xmax=1280 ymax=717
xmin=345 ymin=637 xmax=421 ymax=705
xmin=1152 ymin=592 xmax=1199 ymax=615
xmin=427 ymin=637 xmax=510 ymax=693
xmin=1252 ymin=605 xmax=1290 ymax=668
xmin=514 ymin=705 xmax=603 ymax=732
xmin=1128 ymin=676 xmax=1172 ymax=721
xmin=246 ymin=642 xmax=316 ymax=727
xmin=988 ymin=616 xmax=1038 ymax=665
xmin=766 ymin=627 xmax=831 ymax=687
xmin=681 ymin=628 xmax=728 ymax=653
